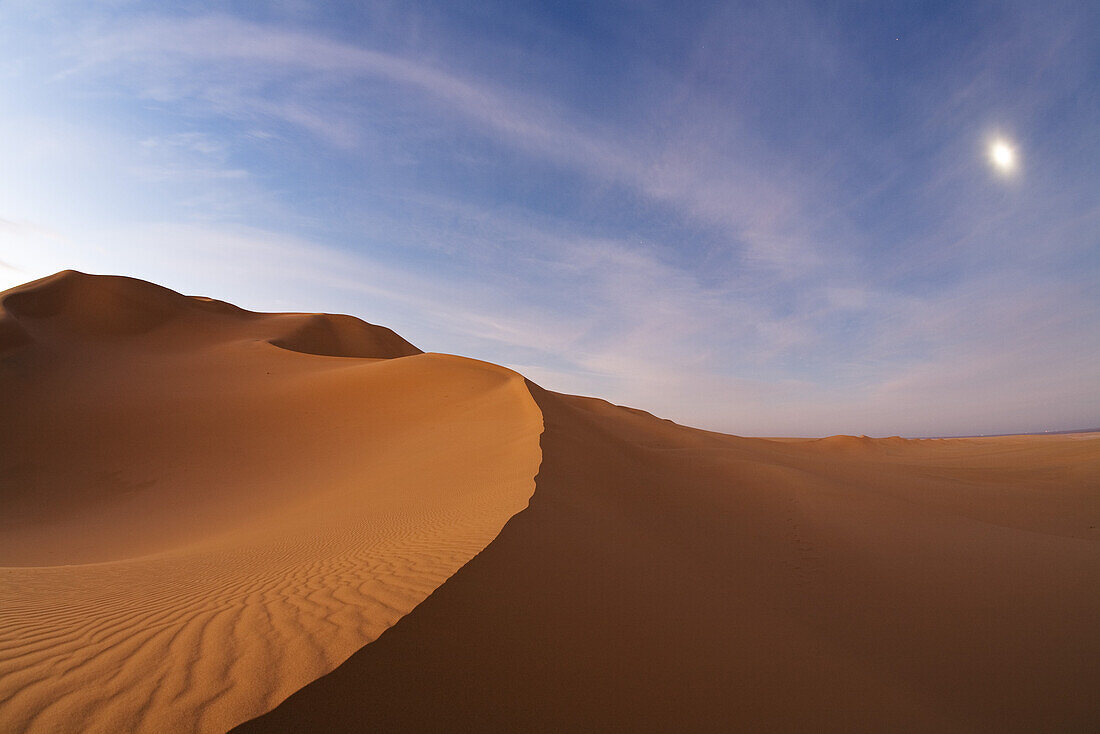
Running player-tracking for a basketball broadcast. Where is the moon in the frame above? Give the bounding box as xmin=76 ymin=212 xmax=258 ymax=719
xmin=989 ymin=139 xmax=1017 ymax=173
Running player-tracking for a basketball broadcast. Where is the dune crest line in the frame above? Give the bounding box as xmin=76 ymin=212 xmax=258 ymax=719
xmin=238 ymin=382 xmax=1100 ymax=732
xmin=0 ymin=272 xmax=544 ymax=733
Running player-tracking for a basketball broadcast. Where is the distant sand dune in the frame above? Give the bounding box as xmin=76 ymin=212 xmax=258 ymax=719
xmin=0 ymin=272 xmax=542 ymax=733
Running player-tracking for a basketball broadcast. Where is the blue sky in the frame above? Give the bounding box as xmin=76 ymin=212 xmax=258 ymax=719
xmin=1 ymin=0 xmax=1097 ymax=436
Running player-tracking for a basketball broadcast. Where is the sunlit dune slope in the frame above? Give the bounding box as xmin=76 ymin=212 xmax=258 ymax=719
xmin=240 ymin=385 xmax=1100 ymax=733
xmin=0 ymin=271 xmax=543 ymax=733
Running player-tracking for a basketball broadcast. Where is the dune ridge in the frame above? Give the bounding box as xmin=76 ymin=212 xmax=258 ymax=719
xmin=0 ymin=270 xmax=420 ymax=360
xmin=239 ymin=386 xmax=1100 ymax=732
xmin=0 ymin=272 xmax=542 ymax=733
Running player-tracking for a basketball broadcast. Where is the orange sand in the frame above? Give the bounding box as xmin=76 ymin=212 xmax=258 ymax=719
xmin=2 ymin=271 xmax=1098 ymax=733
xmin=0 ymin=272 xmax=542 ymax=732
xmin=237 ymin=388 xmax=1100 ymax=732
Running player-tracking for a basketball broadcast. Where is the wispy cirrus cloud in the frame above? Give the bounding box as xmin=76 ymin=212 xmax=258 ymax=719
xmin=62 ymin=12 xmax=849 ymax=278
xmin=0 ymin=1 xmax=1096 ymax=435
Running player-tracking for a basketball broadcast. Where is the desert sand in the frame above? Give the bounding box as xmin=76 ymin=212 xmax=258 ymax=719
xmin=0 ymin=271 xmax=542 ymax=732
xmin=2 ymin=271 xmax=1098 ymax=732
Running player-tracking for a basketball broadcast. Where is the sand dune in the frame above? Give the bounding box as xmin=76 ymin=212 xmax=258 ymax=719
xmin=3 ymin=271 xmax=1098 ymax=732
xmin=239 ymin=388 xmax=1100 ymax=732
xmin=0 ymin=272 xmax=542 ymax=732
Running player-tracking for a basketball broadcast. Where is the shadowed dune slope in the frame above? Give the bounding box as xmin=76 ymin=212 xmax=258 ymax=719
xmin=239 ymin=384 xmax=1100 ymax=733
xmin=0 ymin=271 xmax=542 ymax=733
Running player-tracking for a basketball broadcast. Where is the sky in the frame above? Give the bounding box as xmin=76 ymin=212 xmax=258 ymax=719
xmin=0 ymin=0 xmax=1097 ymax=437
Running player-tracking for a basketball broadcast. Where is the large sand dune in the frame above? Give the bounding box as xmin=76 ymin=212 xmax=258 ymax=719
xmin=0 ymin=272 xmax=543 ymax=732
xmin=3 ymin=271 xmax=1099 ymax=732
xmin=236 ymin=387 xmax=1100 ymax=732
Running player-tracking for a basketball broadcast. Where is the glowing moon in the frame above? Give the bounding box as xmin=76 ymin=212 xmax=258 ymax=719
xmin=989 ymin=139 xmax=1016 ymax=173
